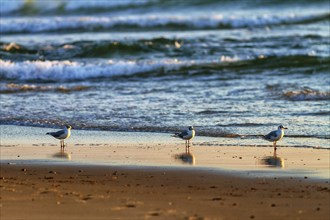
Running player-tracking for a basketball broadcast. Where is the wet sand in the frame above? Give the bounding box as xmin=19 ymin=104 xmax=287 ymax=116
xmin=0 ymin=125 xmax=329 ymax=219
xmin=1 ymin=162 xmax=329 ymax=220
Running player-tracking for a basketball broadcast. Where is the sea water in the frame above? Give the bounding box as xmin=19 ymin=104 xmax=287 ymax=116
xmin=0 ymin=0 xmax=329 ymax=148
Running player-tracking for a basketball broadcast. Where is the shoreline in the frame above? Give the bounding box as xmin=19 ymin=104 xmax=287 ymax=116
xmin=1 ymin=125 xmax=329 ymax=219
xmin=1 ymin=125 xmax=329 ymax=180
xmin=1 ymin=124 xmax=329 ymax=149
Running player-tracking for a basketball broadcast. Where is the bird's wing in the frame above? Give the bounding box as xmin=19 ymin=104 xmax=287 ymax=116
xmin=178 ymin=130 xmax=189 ymax=138
xmin=47 ymin=130 xmax=65 ymax=138
xmin=172 ymin=129 xmax=189 ymax=138
xmin=264 ymin=130 xmax=277 ymax=139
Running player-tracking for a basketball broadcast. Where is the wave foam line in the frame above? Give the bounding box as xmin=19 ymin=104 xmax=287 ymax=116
xmin=1 ymin=54 xmax=328 ymax=81
xmin=1 ymin=12 xmax=328 ymax=34
xmin=0 ymin=59 xmax=198 ymax=81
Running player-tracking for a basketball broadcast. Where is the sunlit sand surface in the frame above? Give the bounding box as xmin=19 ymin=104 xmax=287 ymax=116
xmin=1 ymin=125 xmax=329 ymax=219
xmin=1 ymin=125 xmax=329 ymax=179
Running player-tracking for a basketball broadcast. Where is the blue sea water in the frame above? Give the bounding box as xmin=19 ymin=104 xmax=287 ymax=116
xmin=0 ymin=0 xmax=329 ymax=148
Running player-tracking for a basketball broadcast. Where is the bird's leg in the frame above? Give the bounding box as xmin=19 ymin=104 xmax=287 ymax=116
xmin=273 ymin=141 xmax=277 ymax=151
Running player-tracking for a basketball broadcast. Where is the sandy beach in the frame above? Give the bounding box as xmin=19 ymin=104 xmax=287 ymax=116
xmin=1 ymin=0 xmax=329 ymax=219
xmin=1 ymin=162 xmax=329 ymax=220
xmin=1 ymin=125 xmax=329 ymax=220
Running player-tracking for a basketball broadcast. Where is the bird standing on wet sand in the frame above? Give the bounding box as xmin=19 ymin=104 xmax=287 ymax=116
xmin=172 ymin=126 xmax=195 ymax=148
xmin=46 ymin=125 xmax=72 ymax=148
xmin=263 ymin=125 xmax=288 ymax=151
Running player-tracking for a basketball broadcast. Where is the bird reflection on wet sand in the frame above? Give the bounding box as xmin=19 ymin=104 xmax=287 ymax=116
xmin=52 ymin=148 xmax=71 ymax=160
xmin=259 ymin=151 xmax=284 ymax=168
xmin=173 ymin=147 xmax=195 ymax=165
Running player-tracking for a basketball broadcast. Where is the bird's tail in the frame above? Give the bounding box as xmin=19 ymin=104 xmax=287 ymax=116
xmin=46 ymin=132 xmax=51 ymax=135
xmin=171 ymin=133 xmax=180 ymax=138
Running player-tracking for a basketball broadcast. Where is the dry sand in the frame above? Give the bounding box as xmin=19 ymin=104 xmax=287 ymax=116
xmin=0 ymin=125 xmax=329 ymax=219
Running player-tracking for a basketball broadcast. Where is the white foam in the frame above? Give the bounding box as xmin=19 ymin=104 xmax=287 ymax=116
xmin=0 ymin=59 xmax=202 ymax=81
xmin=1 ymin=12 xmax=327 ymax=33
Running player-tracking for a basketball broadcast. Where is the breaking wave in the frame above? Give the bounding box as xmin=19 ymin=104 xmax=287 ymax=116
xmin=0 ymin=38 xmax=185 ymax=60
xmin=1 ymin=0 xmax=328 ymax=16
xmin=1 ymin=12 xmax=329 ymax=34
xmin=2 ymin=33 xmax=329 ymax=61
xmin=0 ymin=55 xmax=328 ymax=82
xmin=0 ymin=59 xmax=187 ymax=81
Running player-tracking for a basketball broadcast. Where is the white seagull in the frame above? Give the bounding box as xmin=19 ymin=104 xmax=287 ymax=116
xmin=172 ymin=126 xmax=195 ymax=148
xmin=46 ymin=125 xmax=72 ymax=148
xmin=263 ymin=125 xmax=288 ymax=151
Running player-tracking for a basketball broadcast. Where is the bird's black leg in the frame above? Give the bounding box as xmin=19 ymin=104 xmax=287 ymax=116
xmin=274 ymin=141 xmax=277 ymax=151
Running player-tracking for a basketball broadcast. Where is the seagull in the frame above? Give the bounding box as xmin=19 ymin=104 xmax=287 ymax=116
xmin=172 ymin=126 xmax=195 ymax=148
xmin=263 ymin=125 xmax=288 ymax=151
xmin=46 ymin=125 xmax=72 ymax=148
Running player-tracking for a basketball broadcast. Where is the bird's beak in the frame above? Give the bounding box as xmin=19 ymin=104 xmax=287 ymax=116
xmin=284 ymin=127 xmax=288 ymax=129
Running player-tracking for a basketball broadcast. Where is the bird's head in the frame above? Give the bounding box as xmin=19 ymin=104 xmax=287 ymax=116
xmin=188 ymin=126 xmax=194 ymax=131
xmin=66 ymin=125 xmax=72 ymax=130
xmin=278 ymin=125 xmax=288 ymax=130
